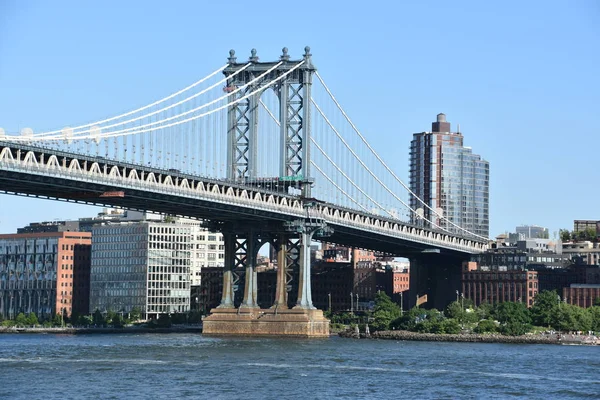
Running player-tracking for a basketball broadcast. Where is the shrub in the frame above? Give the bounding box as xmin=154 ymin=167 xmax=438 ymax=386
xmin=473 ymin=319 xmax=497 ymax=334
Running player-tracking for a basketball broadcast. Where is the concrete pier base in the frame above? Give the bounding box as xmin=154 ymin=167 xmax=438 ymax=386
xmin=202 ymin=308 xmax=330 ymax=338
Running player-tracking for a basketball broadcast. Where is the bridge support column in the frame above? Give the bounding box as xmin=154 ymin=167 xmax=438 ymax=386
xmin=203 ymin=211 xmax=331 ymax=337
xmin=271 ymin=234 xmax=289 ymax=309
xmin=294 ymin=231 xmax=315 ymax=309
xmin=217 ymin=232 xmax=236 ymax=308
xmin=241 ymin=231 xmax=259 ymax=309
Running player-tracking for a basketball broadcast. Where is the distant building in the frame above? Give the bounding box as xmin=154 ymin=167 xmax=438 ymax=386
xmin=562 ymin=242 xmax=600 ymax=266
xmin=573 ymin=220 xmax=600 ymax=239
xmin=462 ymin=262 xmax=539 ymax=307
xmin=0 ymin=232 xmax=91 ymax=319
xmin=473 ymin=239 xmax=569 ymax=271
xmin=16 ymin=209 xmax=160 ymax=234
xmin=563 ymin=284 xmax=600 ymax=308
xmin=409 ymin=113 xmax=489 ymax=237
xmin=515 ymin=225 xmax=549 ymax=239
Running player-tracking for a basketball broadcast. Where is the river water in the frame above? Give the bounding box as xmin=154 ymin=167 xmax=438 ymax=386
xmin=0 ymin=333 xmax=598 ymax=399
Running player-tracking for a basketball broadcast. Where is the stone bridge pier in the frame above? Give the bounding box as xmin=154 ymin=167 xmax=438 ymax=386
xmin=202 ymin=215 xmax=331 ymax=337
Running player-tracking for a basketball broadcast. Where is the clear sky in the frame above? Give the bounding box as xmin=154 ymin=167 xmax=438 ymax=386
xmin=0 ymin=0 xmax=598 ymax=239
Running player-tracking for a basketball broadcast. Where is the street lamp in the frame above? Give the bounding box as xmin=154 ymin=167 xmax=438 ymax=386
xmin=456 ymin=290 xmax=459 ymax=303
xmin=350 ymin=292 xmax=353 ymax=314
xmin=328 ymin=293 xmax=331 ymax=312
xmin=461 ymin=293 xmax=464 ymax=310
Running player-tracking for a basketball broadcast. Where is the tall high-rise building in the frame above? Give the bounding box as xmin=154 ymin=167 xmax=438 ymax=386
xmin=409 ymin=113 xmax=489 ymax=237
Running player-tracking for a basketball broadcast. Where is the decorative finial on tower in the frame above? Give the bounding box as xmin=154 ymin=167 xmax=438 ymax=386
xmin=304 ymin=46 xmax=311 ymax=58
xmin=228 ymin=49 xmax=237 ymax=64
xmin=249 ymin=48 xmax=259 ymax=62
xmin=280 ymin=47 xmax=290 ymax=61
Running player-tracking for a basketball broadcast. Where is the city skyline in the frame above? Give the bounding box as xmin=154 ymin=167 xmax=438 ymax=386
xmin=1 ymin=1 xmax=599 ymax=238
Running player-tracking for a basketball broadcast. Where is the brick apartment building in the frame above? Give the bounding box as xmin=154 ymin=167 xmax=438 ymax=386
xmin=462 ymin=262 xmax=539 ymax=307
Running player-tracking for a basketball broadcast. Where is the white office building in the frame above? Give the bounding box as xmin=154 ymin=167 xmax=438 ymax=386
xmin=90 ymin=219 xmax=224 ymax=318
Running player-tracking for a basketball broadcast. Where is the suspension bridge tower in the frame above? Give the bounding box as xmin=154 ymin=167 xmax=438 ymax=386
xmin=223 ymin=46 xmax=315 ymax=198
xmin=202 ymin=47 xmax=330 ymax=337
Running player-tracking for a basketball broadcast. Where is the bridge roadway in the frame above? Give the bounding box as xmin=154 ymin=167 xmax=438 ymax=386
xmin=0 ymin=141 xmax=486 ymax=258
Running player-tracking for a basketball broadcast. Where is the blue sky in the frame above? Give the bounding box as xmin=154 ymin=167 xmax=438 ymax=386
xmin=0 ymin=0 xmax=598 ymax=238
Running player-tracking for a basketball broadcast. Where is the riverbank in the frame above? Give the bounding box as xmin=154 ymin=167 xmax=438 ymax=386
xmin=0 ymin=325 xmax=202 ymax=335
xmin=339 ymin=329 xmax=600 ymax=345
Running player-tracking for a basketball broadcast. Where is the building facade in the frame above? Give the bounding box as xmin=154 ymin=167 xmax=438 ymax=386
xmin=462 ymin=262 xmax=539 ymax=307
xmin=0 ymin=232 xmax=91 ymax=319
xmin=573 ymin=220 xmax=600 ymax=239
xmin=563 ymin=284 xmax=600 ymax=308
xmin=562 ymin=241 xmax=600 ymax=266
xmin=515 ymin=225 xmax=549 ymax=239
xmin=90 ymin=222 xmax=193 ymax=318
xmin=409 ymin=113 xmax=489 ymax=237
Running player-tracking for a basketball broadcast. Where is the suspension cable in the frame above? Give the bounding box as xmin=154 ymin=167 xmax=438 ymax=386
xmin=36 ymin=64 xmax=229 ymax=136
xmin=258 ymin=98 xmax=391 ymax=216
xmin=311 ymin=161 xmax=369 ymax=212
xmin=65 ymin=63 xmax=253 ymax=137
xmin=312 ymin=98 xmax=447 ymax=233
xmin=315 ymin=72 xmax=486 ymax=240
xmin=33 ymin=61 xmax=306 ymax=141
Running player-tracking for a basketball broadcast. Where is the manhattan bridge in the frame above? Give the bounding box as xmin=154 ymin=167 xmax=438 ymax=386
xmin=0 ymin=47 xmax=488 ymax=334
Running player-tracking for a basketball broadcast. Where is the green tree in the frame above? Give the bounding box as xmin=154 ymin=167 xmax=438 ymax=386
xmin=493 ymin=302 xmax=531 ymax=325
xmin=559 ymin=229 xmax=571 ymax=242
xmin=15 ymin=313 xmax=27 ymax=326
xmin=531 ymin=290 xmax=560 ymax=327
xmin=112 ymin=314 xmax=124 ymax=328
xmin=551 ymin=304 xmax=592 ymax=332
xmin=594 ymin=298 xmax=600 ymax=307
xmin=52 ymin=314 xmax=63 ymax=327
xmin=493 ymin=302 xmax=531 ymax=336
xmin=445 ymin=301 xmax=478 ymax=324
xmin=26 ymin=313 xmax=39 ymax=326
xmin=129 ymin=307 xmax=142 ymax=322
xmin=371 ymin=292 xmax=402 ymax=331
xmin=583 ymin=227 xmax=597 ymax=241
xmin=588 ymin=306 xmax=600 ymax=332
xmin=500 ymin=321 xmax=531 ymax=336
xmin=93 ymin=309 xmax=105 ymax=326
xmin=475 ymin=302 xmax=493 ymax=320
xmin=473 ymin=319 xmax=497 ymax=334
xmin=391 ymin=306 xmax=421 ymax=331
xmin=438 ymin=318 xmax=461 ymax=334
xmin=77 ymin=315 xmax=93 ymax=327
xmin=105 ymin=310 xmax=116 ymax=326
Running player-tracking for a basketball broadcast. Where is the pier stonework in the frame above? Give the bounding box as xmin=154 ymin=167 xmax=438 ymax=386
xmin=202 ymin=308 xmax=329 ymax=337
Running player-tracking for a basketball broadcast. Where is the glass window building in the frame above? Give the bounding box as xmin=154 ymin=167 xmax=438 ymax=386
xmin=409 ymin=114 xmax=489 ymax=238
xmin=89 ymin=220 xmax=224 ymax=319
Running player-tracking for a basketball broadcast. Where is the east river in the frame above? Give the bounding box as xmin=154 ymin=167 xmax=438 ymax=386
xmin=0 ymin=333 xmax=598 ymax=399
